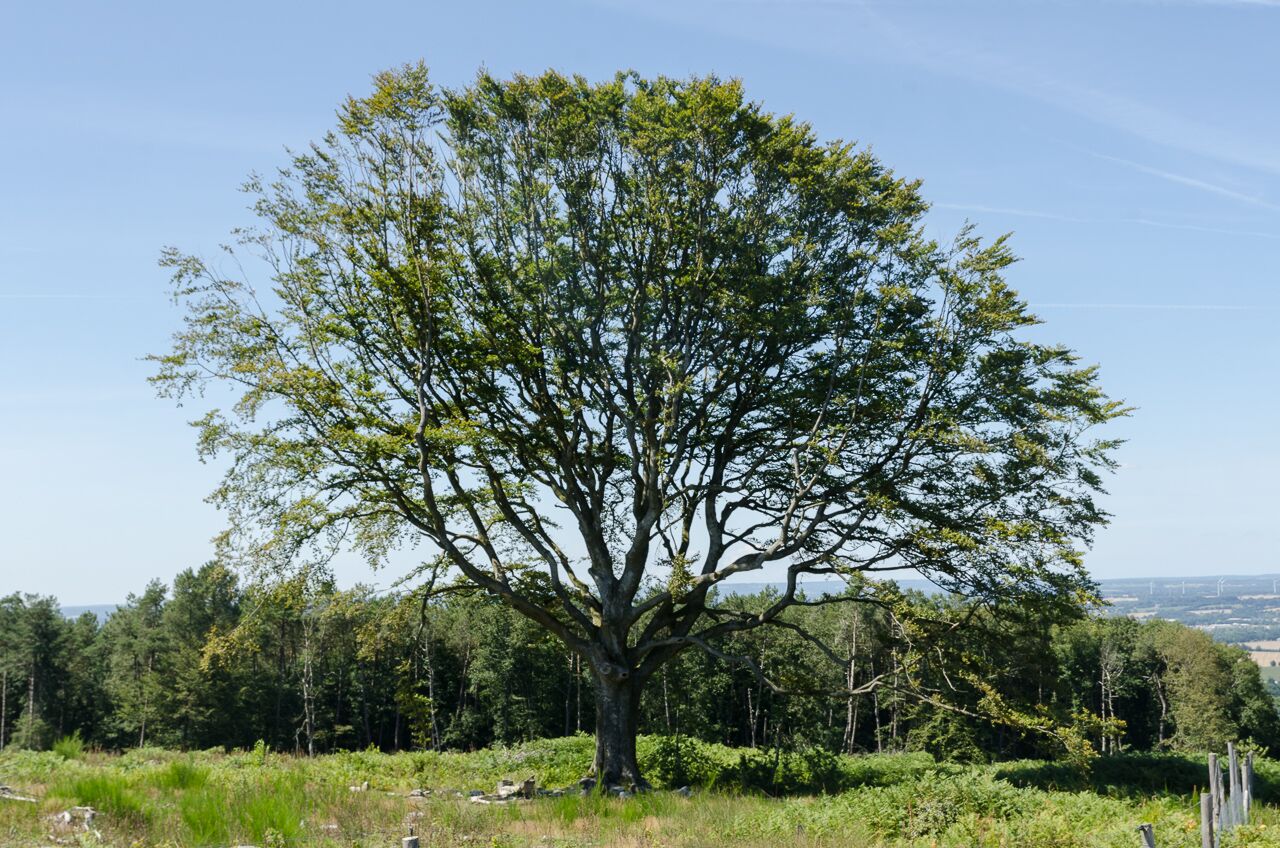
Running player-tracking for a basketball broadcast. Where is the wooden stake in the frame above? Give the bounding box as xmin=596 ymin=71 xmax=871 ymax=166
xmin=1243 ymin=751 xmax=1253 ymax=822
xmin=1223 ymin=742 xmax=1233 ymax=830
xmin=1209 ymin=753 xmax=1222 ymax=834
xmin=1201 ymin=792 xmax=1214 ymax=848
xmin=1138 ymin=822 xmax=1156 ymax=847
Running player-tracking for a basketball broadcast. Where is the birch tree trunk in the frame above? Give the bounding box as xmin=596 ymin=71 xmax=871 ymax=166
xmin=301 ymin=619 xmax=316 ymax=757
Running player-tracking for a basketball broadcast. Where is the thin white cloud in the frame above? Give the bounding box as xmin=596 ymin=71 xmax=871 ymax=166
xmin=0 ymin=293 xmax=144 ymax=300
xmin=1146 ymin=0 xmax=1280 ymax=5
xmin=8 ymin=85 xmax=304 ymax=156
xmin=708 ymin=0 xmax=1280 ymax=6
xmin=1033 ymin=302 xmax=1256 ymax=311
xmin=934 ymin=203 xmax=1092 ymax=223
xmin=926 ymin=49 xmax=1280 ymax=179
xmin=1122 ymin=218 xmax=1280 ymax=240
xmin=935 ymin=202 xmax=1280 ymax=240
xmin=615 ymin=0 xmax=1280 ymax=177
xmin=1091 ymin=152 xmax=1280 ymax=210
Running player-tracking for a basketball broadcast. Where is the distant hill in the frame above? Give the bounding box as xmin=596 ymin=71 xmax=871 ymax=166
xmin=720 ymin=578 xmax=942 ymax=596
xmin=61 ymin=604 xmax=118 ymax=621
xmin=1097 ymin=573 xmax=1280 ymax=599
xmin=1095 ymin=573 xmax=1280 ymax=643
xmin=60 ymin=572 xmax=1280 ymax=628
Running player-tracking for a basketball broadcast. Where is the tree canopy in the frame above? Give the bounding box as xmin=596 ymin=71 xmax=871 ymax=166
xmin=153 ymin=64 xmax=1123 ymax=785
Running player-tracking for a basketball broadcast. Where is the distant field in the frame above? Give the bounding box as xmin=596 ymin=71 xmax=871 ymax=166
xmin=1229 ymin=641 xmax=1280 ymax=668
xmin=1098 ymin=575 xmax=1280 ymax=650
xmin=3 ymin=739 xmax=1280 ymax=847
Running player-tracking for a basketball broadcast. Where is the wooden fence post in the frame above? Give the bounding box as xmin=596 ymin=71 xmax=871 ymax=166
xmin=1223 ymin=742 xmax=1233 ymax=830
xmin=1201 ymin=792 xmax=1214 ymax=848
xmin=1209 ymin=752 xmax=1221 ymax=834
xmin=1221 ymin=761 xmax=1227 ymax=831
xmin=1243 ymin=751 xmax=1254 ymax=822
xmin=403 ymin=823 xmax=420 ymax=848
xmin=1138 ymin=822 xmax=1156 ymax=847
xmin=1228 ymin=743 xmax=1239 ymax=797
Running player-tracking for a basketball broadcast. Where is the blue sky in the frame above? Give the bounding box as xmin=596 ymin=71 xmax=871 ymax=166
xmin=2 ymin=0 xmax=1278 ymax=604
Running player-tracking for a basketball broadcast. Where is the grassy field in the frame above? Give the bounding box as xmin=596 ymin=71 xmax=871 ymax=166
xmin=3 ymin=736 xmax=1280 ymax=847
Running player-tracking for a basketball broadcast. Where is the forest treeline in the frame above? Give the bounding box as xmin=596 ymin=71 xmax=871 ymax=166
xmin=2 ymin=563 xmax=1278 ymax=762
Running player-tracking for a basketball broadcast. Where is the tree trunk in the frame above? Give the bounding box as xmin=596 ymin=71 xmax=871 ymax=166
xmin=26 ymin=659 xmax=36 ymax=746
xmin=566 ymin=651 xmax=575 ymax=737
xmin=889 ymin=651 xmax=900 ymax=749
xmin=575 ymin=654 xmax=582 ymax=733
xmin=274 ymin=620 xmax=286 ymax=746
xmin=591 ymin=673 xmax=645 ymax=789
xmin=1099 ymin=661 xmax=1109 ymax=754
xmin=424 ymin=631 xmax=440 ymax=750
xmin=1151 ymin=672 xmax=1168 ymax=748
xmin=354 ymin=659 xmax=372 ymax=747
xmin=139 ymin=653 xmax=152 ymax=749
xmin=661 ymin=666 xmax=671 ymax=733
xmin=849 ymin=694 xmax=860 ymax=755
xmin=1 ymin=667 xmax=7 ymax=750
xmin=873 ymin=685 xmax=882 ymax=754
xmin=301 ymin=619 xmax=316 ymax=757
xmin=842 ymin=656 xmax=856 ymax=754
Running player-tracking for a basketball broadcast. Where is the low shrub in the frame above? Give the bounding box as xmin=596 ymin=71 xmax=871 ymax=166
xmin=744 ymin=771 xmax=1033 ymax=840
xmin=51 ymin=731 xmax=84 ymax=760
xmin=639 ymin=736 xmax=944 ymax=794
xmin=996 ymin=751 xmax=1277 ymax=801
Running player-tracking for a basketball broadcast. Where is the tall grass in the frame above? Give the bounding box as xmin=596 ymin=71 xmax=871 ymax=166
xmin=148 ymin=757 xmax=209 ymax=790
xmin=54 ymin=773 xmax=147 ymax=822
xmin=10 ymin=742 xmax=1280 ymax=847
xmin=174 ymin=769 xmax=311 ymax=845
xmin=239 ymin=772 xmax=308 ymax=844
xmin=178 ymin=788 xmax=232 ymax=845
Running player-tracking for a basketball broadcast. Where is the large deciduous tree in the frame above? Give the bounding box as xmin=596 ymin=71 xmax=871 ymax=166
xmin=153 ymin=65 xmax=1122 ymax=786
